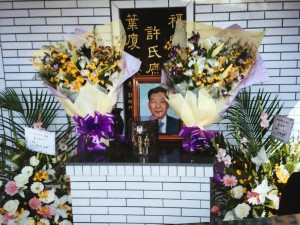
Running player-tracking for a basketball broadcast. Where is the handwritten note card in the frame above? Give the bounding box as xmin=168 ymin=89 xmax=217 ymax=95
xmin=25 ymin=127 xmax=56 ymax=155
xmin=271 ymin=115 xmax=294 ymax=143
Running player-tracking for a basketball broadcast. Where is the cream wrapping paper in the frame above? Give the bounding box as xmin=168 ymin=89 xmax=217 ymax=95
xmin=167 ymin=89 xmax=227 ymax=128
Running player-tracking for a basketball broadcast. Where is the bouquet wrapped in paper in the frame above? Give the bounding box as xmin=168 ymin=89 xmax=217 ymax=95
xmin=32 ymin=20 xmax=141 ymax=152
xmin=163 ymin=21 xmax=266 ymax=152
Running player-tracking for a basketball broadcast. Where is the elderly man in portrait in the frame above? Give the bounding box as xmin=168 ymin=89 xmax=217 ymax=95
xmin=148 ymin=86 xmax=180 ymax=134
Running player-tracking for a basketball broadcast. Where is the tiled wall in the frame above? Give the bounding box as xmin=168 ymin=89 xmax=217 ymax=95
xmin=0 ymin=0 xmax=299 ymax=136
xmin=66 ymin=163 xmax=213 ymax=224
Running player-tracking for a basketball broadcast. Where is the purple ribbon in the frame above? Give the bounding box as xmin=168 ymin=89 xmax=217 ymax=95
xmin=178 ymin=126 xmax=216 ymax=153
xmin=73 ymin=112 xmax=125 ymax=152
xmin=213 ymin=161 xmax=226 ymax=185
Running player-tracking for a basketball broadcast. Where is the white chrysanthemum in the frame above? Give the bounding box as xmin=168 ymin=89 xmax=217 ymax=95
xmin=230 ymin=185 xmax=244 ymax=199
xmin=29 ymin=156 xmax=40 ymax=166
xmin=40 ymin=218 xmax=50 ymax=225
xmin=30 ymin=182 xmax=44 ymax=194
xmin=234 ymin=203 xmax=251 ymax=219
xmin=3 ymin=199 xmax=19 ymax=215
xmin=59 ymin=219 xmax=72 ymax=225
xmin=14 ymin=173 xmax=29 ymax=188
xmin=21 ymin=166 xmax=33 ymax=177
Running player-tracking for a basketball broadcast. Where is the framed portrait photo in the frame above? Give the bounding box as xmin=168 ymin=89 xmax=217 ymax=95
xmin=132 ymin=76 xmax=183 ymax=141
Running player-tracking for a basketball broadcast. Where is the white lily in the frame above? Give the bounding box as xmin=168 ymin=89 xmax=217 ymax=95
xmin=195 ymin=57 xmax=206 ymax=73
xmin=188 ymin=57 xmax=196 ymax=67
xmin=248 ymin=179 xmax=274 ymax=205
xmin=52 ymin=195 xmax=71 ymax=222
xmin=78 ymin=56 xmax=90 ymax=69
xmin=267 ymin=190 xmax=280 ymax=210
xmin=251 ymin=147 xmax=269 ymax=169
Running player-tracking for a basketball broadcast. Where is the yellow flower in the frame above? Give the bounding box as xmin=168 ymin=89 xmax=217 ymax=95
xmin=63 ymin=80 xmax=69 ymax=86
xmin=70 ymin=77 xmax=84 ymax=92
xmin=33 ymin=170 xmax=49 ymax=181
xmin=236 ymin=170 xmax=241 ymax=175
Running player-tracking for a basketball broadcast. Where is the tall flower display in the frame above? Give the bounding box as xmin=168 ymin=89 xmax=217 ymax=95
xmin=211 ymin=89 xmax=300 ymax=221
xmin=0 ymin=89 xmax=75 ymax=225
xmin=32 ymin=20 xmax=141 ymax=152
xmin=162 ymin=21 xmax=266 ymax=152
xmin=0 ymin=155 xmax=73 ymax=225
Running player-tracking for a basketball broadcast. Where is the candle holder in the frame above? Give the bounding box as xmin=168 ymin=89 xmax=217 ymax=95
xmin=128 ymin=116 xmax=158 ymax=157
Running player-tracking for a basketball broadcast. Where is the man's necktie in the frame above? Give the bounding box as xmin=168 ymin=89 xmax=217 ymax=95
xmin=158 ymin=121 xmax=164 ymax=133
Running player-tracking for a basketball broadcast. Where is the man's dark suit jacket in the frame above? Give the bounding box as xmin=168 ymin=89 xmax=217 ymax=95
xmin=166 ymin=115 xmax=180 ymax=135
xmin=278 ymin=172 xmax=300 ymax=215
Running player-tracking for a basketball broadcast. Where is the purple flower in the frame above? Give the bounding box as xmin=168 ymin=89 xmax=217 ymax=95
xmin=188 ymin=32 xmax=200 ymax=45
xmin=169 ymin=45 xmax=180 ymax=58
xmin=213 ymin=173 xmax=223 ymax=184
xmin=43 ymin=53 xmax=50 ymax=62
xmin=240 ymin=74 xmax=245 ymax=80
xmin=52 ymin=63 xmax=58 ymax=70
xmin=221 ymin=89 xmax=228 ymax=96
xmin=171 ymin=68 xmax=180 ymax=77
xmin=200 ymin=47 xmax=207 ymax=56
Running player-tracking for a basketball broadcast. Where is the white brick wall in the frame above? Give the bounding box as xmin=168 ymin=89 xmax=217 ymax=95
xmin=1 ymin=0 xmax=300 ymax=221
xmin=0 ymin=0 xmax=299 ymax=137
xmin=66 ymin=163 xmax=213 ymax=224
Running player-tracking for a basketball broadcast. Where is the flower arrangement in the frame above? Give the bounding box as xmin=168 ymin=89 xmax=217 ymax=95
xmin=0 ymin=154 xmax=72 ymax=225
xmin=164 ymin=23 xmax=263 ymax=98
xmin=162 ymin=22 xmax=265 ymax=130
xmin=211 ymin=88 xmax=300 ymax=221
xmin=32 ymin=30 xmax=122 ymax=93
xmin=32 ymin=21 xmax=140 ymax=116
xmin=161 ymin=21 xmax=265 ymax=153
xmin=0 ymin=88 xmax=75 ymax=225
xmin=31 ymin=21 xmax=141 ymax=152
